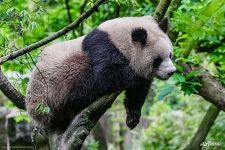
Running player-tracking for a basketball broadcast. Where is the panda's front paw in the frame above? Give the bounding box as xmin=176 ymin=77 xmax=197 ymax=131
xmin=126 ymin=112 xmax=140 ymax=129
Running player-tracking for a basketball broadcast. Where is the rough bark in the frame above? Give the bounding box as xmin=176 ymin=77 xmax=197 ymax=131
xmin=199 ymin=74 xmax=225 ymax=111
xmin=57 ymin=91 xmax=121 ymax=150
xmin=0 ymin=0 xmax=106 ymax=65
xmin=0 ymin=68 xmax=25 ymax=110
xmin=179 ymin=63 xmax=225 ymax=112
xmin=184 ymin=105 xmax=220 ymax=150
xmin=153 ymin=0 xmax=172 ymax=22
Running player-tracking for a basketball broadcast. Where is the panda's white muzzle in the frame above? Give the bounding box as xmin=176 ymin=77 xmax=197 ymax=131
xmin=155 ymin=59 xmax=176 ymax=80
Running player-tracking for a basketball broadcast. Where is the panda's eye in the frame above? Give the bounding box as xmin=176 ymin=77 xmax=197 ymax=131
xmin=153 ymin=56 xmax=163 ymax=68
xmin=169 ymin=53 xmax=172 ymax=59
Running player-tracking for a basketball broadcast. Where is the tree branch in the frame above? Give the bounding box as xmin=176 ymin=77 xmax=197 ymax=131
xmin=199 ymin=73 xmax=225 ymax=111
xmin=0 ymin=67 xmax=25 ymax=110
xmin=0 ymin=0 xmax=106 ymax=65
xmin=58 ymin=91 xmax=121 ymax=149
xmin=180 ymin=63 xmax=225 ymax=112
xmin=184 ymin=105 xmax=220 ymax=150
xmin=153 ymin=0 xmax=172 ymax=22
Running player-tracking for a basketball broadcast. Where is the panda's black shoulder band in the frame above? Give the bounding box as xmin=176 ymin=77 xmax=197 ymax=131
xmin=131 ymin=28 xmax=147 ymax=45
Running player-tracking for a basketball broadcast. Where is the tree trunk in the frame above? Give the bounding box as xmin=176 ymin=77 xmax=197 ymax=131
xmin=184 ymin=105 xmax=220 ymax=150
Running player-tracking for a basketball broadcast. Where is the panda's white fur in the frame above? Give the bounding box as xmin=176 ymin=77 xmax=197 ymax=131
xmin=98 ymin=16 xmax=175 ymax=79
xmin=25 ymin=16 xmax=176 ymax=130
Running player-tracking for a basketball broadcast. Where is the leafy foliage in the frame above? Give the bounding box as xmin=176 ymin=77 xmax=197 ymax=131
xmin=172 ymin=0 xmax=225 ymax=85
xmin=173 ymin=72 xmax=202 ymax=95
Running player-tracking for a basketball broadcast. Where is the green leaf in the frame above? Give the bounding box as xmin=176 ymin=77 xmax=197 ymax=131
xmin=35 ymin=102 xmax=51 ymax=115
xmin=186 ymin=70 xmax=202 ymax=78
xmin=173 ymin=73 xmax=186 ymax=83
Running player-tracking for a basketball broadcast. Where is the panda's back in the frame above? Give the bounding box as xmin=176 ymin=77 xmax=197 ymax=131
xmin=38 ymin=36 xmax=85 ymax=68
xmin=29 ymin=36 xmax=90 ymax=89
xmin=25 ymin=36 xmax=92 ymax=128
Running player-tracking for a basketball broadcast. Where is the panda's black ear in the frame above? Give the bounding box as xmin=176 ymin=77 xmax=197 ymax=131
xmin=159 ymin=17 xmax=168 ymax=33
xmin=131 ymin=28 xmax=147 ymax=45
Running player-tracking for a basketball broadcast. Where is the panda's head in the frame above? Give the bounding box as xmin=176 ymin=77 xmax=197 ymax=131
xmin=98 ymin=16 xmax=176 ymax=80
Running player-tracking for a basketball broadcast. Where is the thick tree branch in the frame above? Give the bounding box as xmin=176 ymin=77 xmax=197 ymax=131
xmin=180 ymin=62 xmax=225 ymax=112
xmin=153 ymin=0 xmax=172 ymax=22
xmin=0 ymin=68 xmax=25 ymax=110
xmin=199 ymin=73 xmax=225 ymax=111
xmin=0 ymin=0 xmax=106 ymax=65
xmin=58 ymin=91 xmax=121 ymax=149
xmin=184 ymin=105 xmax=220 ymax=150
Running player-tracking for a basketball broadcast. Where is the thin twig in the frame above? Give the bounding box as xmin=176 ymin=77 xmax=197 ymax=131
xmin=79 ymin=0 xmax=88 ymax=36
xmin=0 ymin=0 xmax=107 ymax=65
xmin=65 ymin=0 xmax=76 ymax=37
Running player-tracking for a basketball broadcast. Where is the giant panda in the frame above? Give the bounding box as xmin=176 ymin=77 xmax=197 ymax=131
xmin=25 ymin=16 xmax=176 ymax=130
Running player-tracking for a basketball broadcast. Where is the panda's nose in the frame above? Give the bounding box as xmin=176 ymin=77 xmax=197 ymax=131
xmin=167 ymin=71 xmax=175 ymax=76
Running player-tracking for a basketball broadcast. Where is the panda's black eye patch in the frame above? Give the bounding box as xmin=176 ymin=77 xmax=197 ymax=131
xmin=131 ymin=28 xmax=147 ymax=45
xmin=153 ymin=56 xmax=163 ymax=68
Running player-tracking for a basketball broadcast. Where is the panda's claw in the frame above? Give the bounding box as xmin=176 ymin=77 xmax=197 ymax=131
xmin=126 ymin=113 xmax=140 ymax=129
